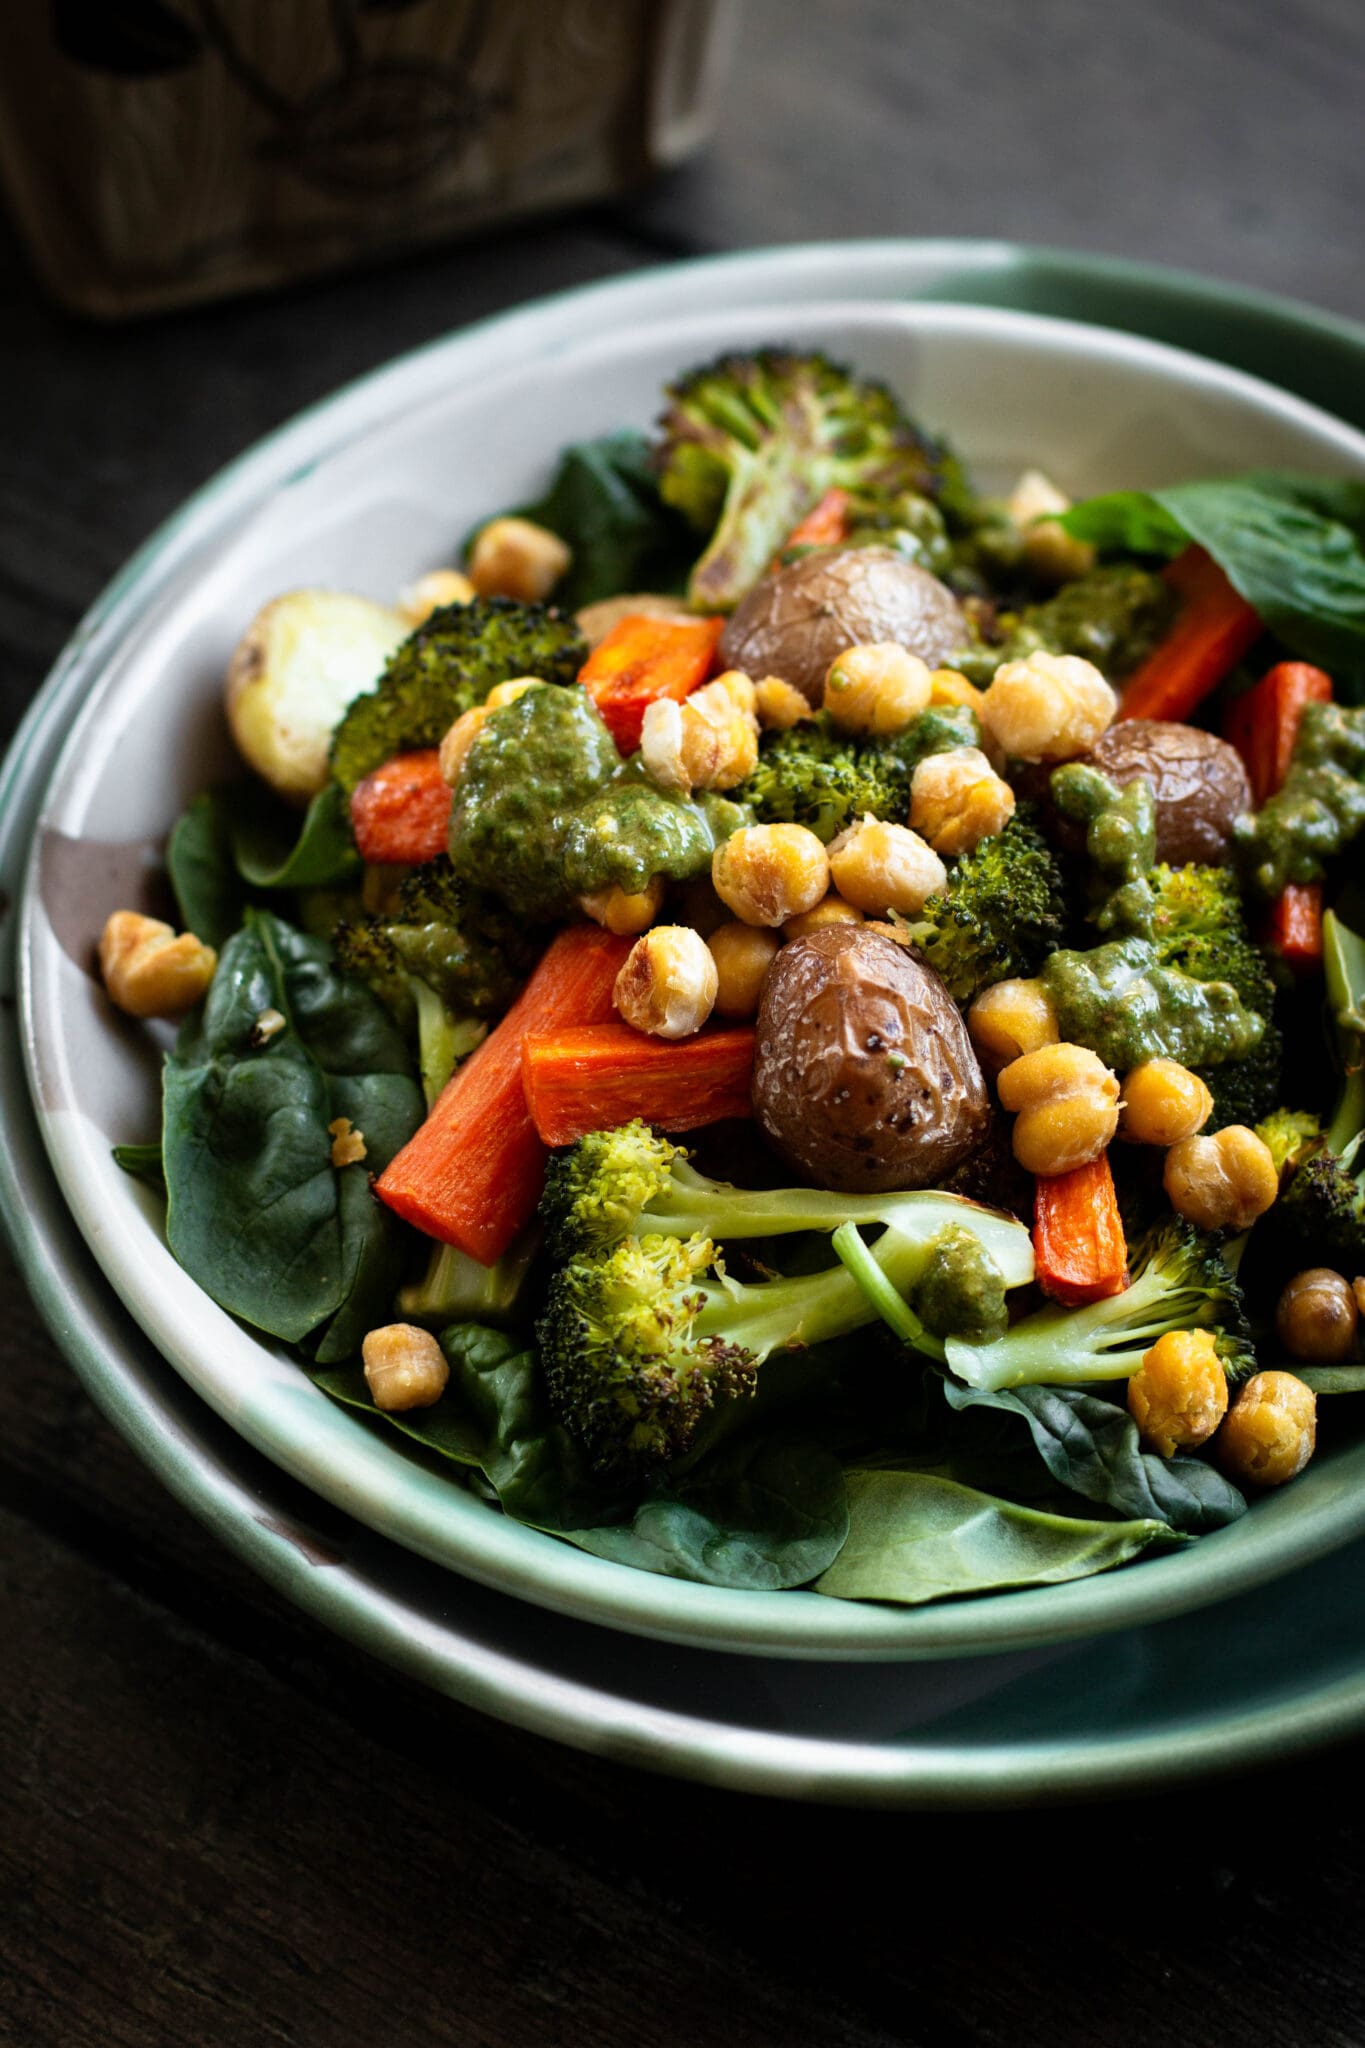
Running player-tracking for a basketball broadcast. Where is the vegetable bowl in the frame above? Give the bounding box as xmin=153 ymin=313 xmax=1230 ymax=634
xmin=21 ymin=297 xmax=1365 ymax=1660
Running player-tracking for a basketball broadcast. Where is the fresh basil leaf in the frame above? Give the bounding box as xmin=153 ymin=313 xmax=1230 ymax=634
xmin=512 ymin=430 xmax=696 ymax=610
xmin=568 ymin=1432 xmax=849 ymax=1591
xmin=943 ymin=1378 xmax=1247 ymax=1534
xmin=1063 ymin=471 xmax=1365 ymax=686
xmin=231 ymin=780 xmax=361 ymax=890
xmin=166 ymin=790 xmax=248 ymax=949
xmin=813 ymin=1470 xmax=1181 ymax=1605
xmin=164 ymin=910 xmax=423 ymax=1355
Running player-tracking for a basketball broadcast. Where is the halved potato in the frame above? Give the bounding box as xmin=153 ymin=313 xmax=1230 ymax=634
xmin=225 ymin=590 xmax=408 ymax=804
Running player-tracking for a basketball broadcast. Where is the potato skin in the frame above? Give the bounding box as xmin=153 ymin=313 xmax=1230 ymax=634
xmin=753 ymin=924 xmax=991 ymax=1191
xmin=1086 ymin=720 xmax=1253 ymax=865
xmin=718 ymin=547 xmax=969 ymax=706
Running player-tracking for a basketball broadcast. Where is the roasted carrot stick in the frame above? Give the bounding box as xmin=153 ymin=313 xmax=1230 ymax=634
xmin=1224 ymin=659 xmax=1334 ymax=974
xmin=521 ymin=1021 xmax=756 ymax=1146
xmin=376 ymin=926 xmax=632 ymax=1262
xmin=774 ymin=486 xmax=850 ymax=561
xmin=578 ymin=613 xmax=725 ymax=753
xmin=350 ymin=750 xmax=450 ymax=866
xmin=1033 ymin=1154 xmax=1129 ymax=1307
xmin=1117 ymin=547 xmax=1262 ymax=724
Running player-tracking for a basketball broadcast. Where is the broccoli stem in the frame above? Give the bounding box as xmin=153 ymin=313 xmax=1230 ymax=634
xmin=831 ymin=1222 xmax=945 ymax=1358
xmin=692 ymin=1227 xmax=938 ymax=1361
xmin=944 ymin=1258 xmax=1202 ymax=1393
xmin=1323 ymin=911 xmax=1365 ymax=1158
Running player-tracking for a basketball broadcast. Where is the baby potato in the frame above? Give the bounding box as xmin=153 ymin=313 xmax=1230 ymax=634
xmin=226 ymin=590 xmax=407 ymax=805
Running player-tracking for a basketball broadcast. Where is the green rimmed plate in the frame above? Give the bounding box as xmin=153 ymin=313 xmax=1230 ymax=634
xmin=10 ymin=243 xmax=1365 ymax=1677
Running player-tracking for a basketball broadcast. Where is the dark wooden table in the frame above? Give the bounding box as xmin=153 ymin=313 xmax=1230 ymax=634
xmin=5 ymin=5 xmax=1365 ymax=2042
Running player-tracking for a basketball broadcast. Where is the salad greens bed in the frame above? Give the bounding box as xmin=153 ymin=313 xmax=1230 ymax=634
xmin=113 ymin=347 xmax=1365 ymax=1607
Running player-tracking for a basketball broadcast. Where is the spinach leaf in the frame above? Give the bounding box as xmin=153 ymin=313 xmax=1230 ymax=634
xmin=813 ymin=1470 xmax=1181 ymax=1606
xmin=163 ymin=909 xmax=423 ymax=1358
xmin=943 ymin=1378 xmax=1247 ymax=1534
xmin=1295 ymin=1364 xmax=1365 ymax=1394
xmin=1062 ymin=473 xmax=1365 ymax=687
xmin=512 ymin=430 xmax=696 ymax=610
xmin=231 ymin=781 xmax=361 ymax=891
xmin=166 ymin=790 xmax=247 ymax=949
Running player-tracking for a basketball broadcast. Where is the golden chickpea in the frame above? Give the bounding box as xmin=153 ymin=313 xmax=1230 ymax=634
xmin=967 ymin=978 xmax=1060 ymax=1076
xmin=982 ymin=650 xmax=1116 ymax=761
xmin=783 ymin=893 xmax=865 ymax=941
xmin=485 ymin=675 xmax=545 ymax=709
xmin=823 ymin=643 xmax=933 ymax=736
xmin=909 ymin=746 xmax=1016 ymax=855
xmin=466 ymin=516 xmax=570 ymax=602
xmin=826 ymin=817 xmax=947 ymax=916
xmin=1004 ymin=469 xmax=1097 ymax=585
xmin=1216 ymin=1371 xmax=1317 ymax=1488
xmin=927 ymin=667 xmax=987 ymax=717
xmin=438 ymin=703 xmax=490 ymax=784
xmin=707 ymin=921 xmax=781 ymax=1019
xmin=709 ymin=668 xmax=757 ymax=716
xmin=362 ymin=1324 xmax=449 ymax=1412
xmin=579 ymin=877 xmax=666 ymax=936
xmin=1119 ymin=1059 xmax=1214 ymax=1148
xmin=99 ymin=911 xmax=217 ymax=1019
xmin=997 ymin=1041 xmax=1121 ymax=1176
xmin=398 ymin=567 xmax=475 ymax=624
xmin=1164 ymin=1125 xmax=1279 ymax=1232
xmin=613 ymin=925 xmax=718 ymax=1038
xmin=641 ymin=683 xmax=758 ymax=794
xmin=712 ymin=825 xmax=830 ymax=928
xmin=1127 ymin=1328 xmax=1229 ymax=1458
xmin=754 ymin=675 xmax=815 ymax=730
xmin=1275 ymin=1268 xmax=1359 ymax=1364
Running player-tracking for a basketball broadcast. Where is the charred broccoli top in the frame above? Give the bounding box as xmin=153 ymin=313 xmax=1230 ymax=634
xmin=1148 ymin=862 xmax=1283 ymax=1129
xmin=899 ymin=810 xmax=1066 ymax=1005
xmin=654 ymin=350 xmax=957 ymax=610
xmin=1274 ymin=912 xmax=1365 ymax=1266
xmin=734 ymin=705 xmax=978 ymax=842
xmin=329 ymin=597 xmax=585 ymax=793
xmin=333 ymin=856 xmax=542 ymax=1025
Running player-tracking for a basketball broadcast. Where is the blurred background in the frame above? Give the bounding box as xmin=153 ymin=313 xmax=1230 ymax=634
xmin=4 ymin=5 xmax=1365 ymax=2044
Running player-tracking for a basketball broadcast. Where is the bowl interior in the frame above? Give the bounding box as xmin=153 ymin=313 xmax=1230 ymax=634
xmin=22 ymin=296 xmax=1365 ymax=1659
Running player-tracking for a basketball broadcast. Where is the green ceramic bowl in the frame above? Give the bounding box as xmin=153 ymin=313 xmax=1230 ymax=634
xmin=15 ymin=247 xmax=1365 ymax=1665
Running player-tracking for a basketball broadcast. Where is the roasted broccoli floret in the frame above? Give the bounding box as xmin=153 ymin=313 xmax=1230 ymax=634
xmin=735 ymin=706 xmax=977 ymax=843
xmin=1148 ymin=861 xmax=1282 ymax=1129
xmin=1274 ymin=912 xmax=1365 ymax=1266
xmin=538 ymin=1121 xmax=1036 ymax=1473
xmin=334 ymin=857 xmax=542 ymax=1023
xmin=1255 ymin=1107 xmax=1323 ymax=1178
xmin=945 ymin=1218 xmax=1255 ymax=1393
xmin=952 ymin=563 xmax=1174 ymax=685
xmin=540 ymin=1119 xmax=1035 ymax=1271
xmin=329 ymin=597 xmax=586 ymax=793
xmin=899 ymin=809 xmax=1066 ymax=1005
xmin=654 ymin=350 xmax=957 ymax=609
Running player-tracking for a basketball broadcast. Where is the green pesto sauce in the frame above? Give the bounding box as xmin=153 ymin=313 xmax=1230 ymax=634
xmin=1042 ymin=935 xmax=1265 ymax=1072
xmin=1236 ymin=700 xmax=1365 ymax=897
xmin=911 ymin=1225 xmax=1008 ymax=1345
xmin=561 ymin=782 xmax=748 ymax=896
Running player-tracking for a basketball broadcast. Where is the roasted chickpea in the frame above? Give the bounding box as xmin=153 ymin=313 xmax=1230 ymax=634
xmin=613 ymin=925 xmax=718 ymax=1038
xmin=438 ymin=703 xmax=491 ymax=784
xmin=485 ymin=675 xmax=545 ymax=709
xmin=1164 ymin=1125 xmax=1278 ymax=1232
xmin=579 ymin=877 xmax=666 ymax=936
xmin=712 ymin=824 xmax=830 ymax=928
xmin=826 ymin=817 xmax=946 ymax=916
xmin=1217 ymin=1371 xmax=1317 ymax=1488
xmin=1127 ymin=1328 xmax=1229 ymax=1457
xmin=1004 ymin=469 xmax=1097 ymax=585
xmin=909 ymin=746 xmax=1016 ymax=855
xmin=981 ymin=650 xmax=1116 ymax=762
xmin=783 ymin=893 xmax=865 ymax=941
xmin=927 ymin=667 xmax=987 ymax=717
xmin=707 ymin=921 xmax=780 ymax=1019
xmin=823 ymin=643 xmax=933 ymax=736
xmin=641 ymin=680 xmax=759 ymax=794
xmin=99 ymin=911 xmax=217 ymax=1019
xmin=362 ymin=1324 xmax=449 ymax=1412
xmin=997 ymin=1041 xmax=1121 ymax=1176
xmin=966 ymin=978 xmax=1059 ymax=1076
xmin=1119 ymin=1059 xmax=1214 ymax=1148
xmin=754 ymin=675 xmax=815 ymax=730
xmin=398 ymin=568 xmax=475 ymax=624
xmin=1275 ymin=1268 xmax=1359 ymax=1363
xmin=466 ymin=516 xmax=570 ymax=602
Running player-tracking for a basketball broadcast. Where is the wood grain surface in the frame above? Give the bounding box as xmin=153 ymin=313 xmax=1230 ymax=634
xmin=4 ymin=4 xmax=1364 ymax=2042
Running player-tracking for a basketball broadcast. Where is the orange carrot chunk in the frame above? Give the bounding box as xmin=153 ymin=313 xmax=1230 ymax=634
xmin=774 ymin=486 xmax=850 ymax=562
xmin=521 ymin=1021 xmax=755 ymax=1147
xmin=1224 ymin=659 xmax=1334 ymax=975
xmin=578 ymin=613 xmax=725 ymax=753
xmin=1117 ymin=547 xmax=1262 ymax=724
xmin=350 ymin=750 xmax=450 ymax=866
xmin=376 ymin=926 xmax=632 ymax=1263
xmin=1033 ymin=1154 xmax=1129 ymax=1308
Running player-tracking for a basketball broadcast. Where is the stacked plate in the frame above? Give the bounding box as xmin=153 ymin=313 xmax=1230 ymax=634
xmin=8 ymin=243 xmax=1365 ymax=1804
